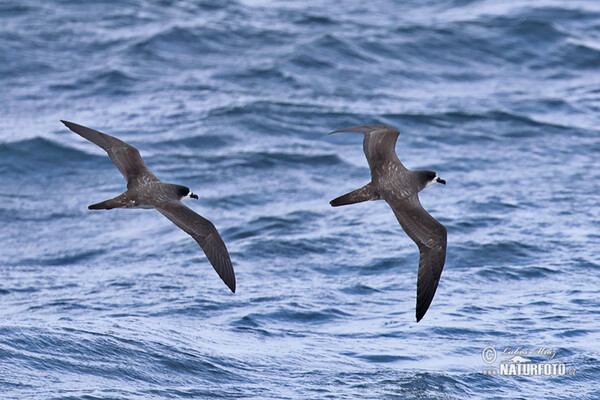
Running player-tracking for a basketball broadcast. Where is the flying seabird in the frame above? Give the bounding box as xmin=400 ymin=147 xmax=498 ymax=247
xmin=329 ymin=124 xmax=446 ymax=322
xmin=61 ymin=120 xmax=235 ymax=293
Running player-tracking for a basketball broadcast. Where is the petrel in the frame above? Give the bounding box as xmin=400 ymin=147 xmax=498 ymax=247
xmin=329 ymin=124 xmax=446 ymax=322
xmin=61 ymin=120 xmax=235 ymax=293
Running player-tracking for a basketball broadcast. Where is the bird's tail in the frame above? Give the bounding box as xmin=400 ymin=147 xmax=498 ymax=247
xmin=88 ymin=193 xmax=129 ymax=210
xmin=330 ymin=183 xmax=380 ymax=207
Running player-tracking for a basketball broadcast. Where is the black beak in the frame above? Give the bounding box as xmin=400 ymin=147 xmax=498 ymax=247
xmin=190 ymin=193 xmax=199 ymax=199
xmin=437 ymin=177 xmax=446 ymax=185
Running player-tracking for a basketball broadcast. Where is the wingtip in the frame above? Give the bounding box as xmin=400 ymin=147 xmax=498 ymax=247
xmin=328 ymin=127 xmax=352 ymax=135
xmin=60 ymin=120 xmax=75 ymax=129
xmin=416 ymin=297 xmax=431 ymax=323
xmin=223 ymin=271 xmax=236 ymax=293
xmin=328 ymin=125 xmax=365 ymax=135
xmin=216 ymin=268 xmax=236 ymax=293
xmin=329 ymin=124 xmax=398 ymax=136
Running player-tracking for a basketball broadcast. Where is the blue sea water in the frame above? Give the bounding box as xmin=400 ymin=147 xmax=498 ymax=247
xmin=1 ymin=0 xmax=600 ymax=398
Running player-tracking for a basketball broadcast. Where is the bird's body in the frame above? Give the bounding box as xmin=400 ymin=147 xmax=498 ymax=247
xmin=61 ymin=120 xmax=236 ymax=293
xmin=88 ymin=182 xmax=192 ymax=210
xmin=330 ymin=124 xmax=446 ymax=322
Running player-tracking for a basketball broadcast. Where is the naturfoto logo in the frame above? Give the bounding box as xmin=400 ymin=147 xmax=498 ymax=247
xmin=481 ymin=346 xmax=576 ymax=376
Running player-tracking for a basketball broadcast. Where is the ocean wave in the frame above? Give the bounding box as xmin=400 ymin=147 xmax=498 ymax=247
xmin=0 ymin=138 xmax=99 ymax=178
xmin=2 ymin=0 xmax=599 ymax=398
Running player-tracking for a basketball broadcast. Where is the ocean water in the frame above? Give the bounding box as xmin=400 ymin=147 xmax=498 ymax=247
xmin=1 ymin=0 xmax=599 ymax=398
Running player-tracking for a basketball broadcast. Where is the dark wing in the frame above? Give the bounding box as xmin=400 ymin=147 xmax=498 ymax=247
xmin=329 ymin=124 xmax=406 ymax=176
xmin=61 ymin=120 xmax=159 ymax=188
xmin=156 ymin=201 xmax=236 ymax=293
xmin=385 ymin=194 xmax=447 ymax=322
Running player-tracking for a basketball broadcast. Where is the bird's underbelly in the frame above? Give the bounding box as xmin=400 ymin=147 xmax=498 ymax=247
xmin=132 ymin=204 xmax=154 ymax=209
xmin=127 ymin=199 xmax=154 ymax=209
xmin=127 ymin=192 xmax=156 ymax=209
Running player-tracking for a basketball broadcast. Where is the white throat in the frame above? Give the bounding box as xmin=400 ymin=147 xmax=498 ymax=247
xmin=425 ymin=174 xmax=439 ymax=188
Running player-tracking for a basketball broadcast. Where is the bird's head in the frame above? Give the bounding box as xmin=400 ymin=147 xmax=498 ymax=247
xmin=423 ymin=170 xmax=446 ymax=188
xmin=178 ymin=186 xmax=198 ymax=200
